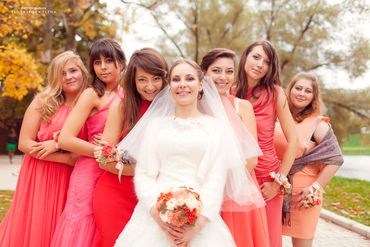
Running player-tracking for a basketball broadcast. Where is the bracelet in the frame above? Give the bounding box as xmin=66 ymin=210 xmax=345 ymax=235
xmin=269 ymin=172 xmax=292 ymax=195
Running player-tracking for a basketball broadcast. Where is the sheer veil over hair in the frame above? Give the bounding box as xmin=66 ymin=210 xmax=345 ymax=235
xmin=117 ymin=77 xmax=265 ymax=211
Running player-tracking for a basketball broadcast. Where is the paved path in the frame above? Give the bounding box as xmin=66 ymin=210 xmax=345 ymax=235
xmin=1 ymin=155 xmax=369 ymax=246
xmin=336 ymin=155 xmax=370 ymax=181
xmin=282 ymin=218 xmax=370 ymax=246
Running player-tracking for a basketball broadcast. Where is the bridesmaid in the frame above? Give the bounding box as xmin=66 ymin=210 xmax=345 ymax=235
xmin=51 ymin=38 xmax=126 ymax=247
xmin=233 ymin=40 xmax=298 ymax=247
xmin=274 ymin=72 xmax=343 ymax=247
xmin=92 ymin=48 xmax=168 ymax=247
xmin=0 ymin=51 xmax=89 ymax=246
xmin=201 ymin=48 xmax=270 ymax=247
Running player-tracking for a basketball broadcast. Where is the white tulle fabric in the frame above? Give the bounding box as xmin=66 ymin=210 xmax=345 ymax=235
xmin=117 ymin=78 xmax=264 ymax=211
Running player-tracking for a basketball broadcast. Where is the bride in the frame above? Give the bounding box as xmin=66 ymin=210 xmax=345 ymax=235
xmin=114 ymin=59 xmax=264 ymax=247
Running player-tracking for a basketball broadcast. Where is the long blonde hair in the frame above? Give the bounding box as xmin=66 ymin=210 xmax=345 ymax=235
xmin=37 ymin=51 xmax=89 ymax=122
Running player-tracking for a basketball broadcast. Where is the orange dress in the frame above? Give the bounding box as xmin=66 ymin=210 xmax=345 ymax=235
xmin=274 ymin=116 xmax=323 ymax=239
xmin=221 ymin=95 xmax=270 ymax=247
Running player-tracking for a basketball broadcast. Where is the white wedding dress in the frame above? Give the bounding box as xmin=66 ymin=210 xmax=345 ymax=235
xmin=115 ymin=116 xmax=236 ymax=247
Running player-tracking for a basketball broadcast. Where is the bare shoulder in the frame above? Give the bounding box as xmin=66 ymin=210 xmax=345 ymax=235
xmin=314 ymin=120 xmax=330 ymax=143
xmin=238 ymin=98 xmax=253 ymax=112
xmin=29 ymin=95 xmax=43 ymax=109
xmin=80 ymin=87 xmax=98 ymax=99
xmin=75 ymin=88 xmax=100 ymax=109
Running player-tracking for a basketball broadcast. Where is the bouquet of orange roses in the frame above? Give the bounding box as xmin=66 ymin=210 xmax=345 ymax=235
xmin=156 ymin=187 xmax=202 ymax=227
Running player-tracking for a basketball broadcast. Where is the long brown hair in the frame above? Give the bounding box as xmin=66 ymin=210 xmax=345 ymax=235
xmin=122 ymin=48 xmax=168 ymax=131
xmin=89 ymin=38 xmax=126 ymax=97
xmin=38 ymin=51 xmax=89 ymax=122
xmin=200 ymin=48 xmax=236 ymax=71
xmin=235 ymin=40 xmax=280 ymax=104
xmin=287 ymin=72 xmax=322 ymax=122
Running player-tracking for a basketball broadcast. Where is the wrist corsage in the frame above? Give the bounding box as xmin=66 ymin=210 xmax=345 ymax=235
xmin=303 ymin=181 xmax=322 ymax=208
xmin=96 ymin=143 xmax=118 ymax=167
xmin=269 ymin=172 xmax=292 ymax=195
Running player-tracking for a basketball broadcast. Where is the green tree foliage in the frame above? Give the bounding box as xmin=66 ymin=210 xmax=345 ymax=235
xmin=0 ymin=0 xmax=119 ymax=127
xmin=121 ymin=0 xmax=370 ymax=143
xmin=324 ymin=87 xmax=370 ymax=144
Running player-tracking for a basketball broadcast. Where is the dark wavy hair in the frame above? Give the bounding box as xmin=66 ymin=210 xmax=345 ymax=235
xmin=122 ymin=48 xmax=168 ymax=131
xmin=235 ymin=40 xmax=280 ymax=104
xmin=200 ymin=48 xmax=236 ymax=71
xmin=287 ymin=72 xmax=322 ymax=123
xmin=89 ymin=38 xmax=126 ymax=97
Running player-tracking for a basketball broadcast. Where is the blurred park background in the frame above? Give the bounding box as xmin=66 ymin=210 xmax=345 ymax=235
xmin=0 ymin=0 xmax=369 ymax=152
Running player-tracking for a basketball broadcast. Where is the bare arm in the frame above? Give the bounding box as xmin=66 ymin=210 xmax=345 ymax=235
xmin=313 ymin=121 xmax=340 ymax=187
xmin=276 ymin=90 xmax=299 ymax=176
xmin=239 ymin=99 xmax=258 ymax=171
xmin=18 ymin=97 xmax=77 ymax=166
xmin=261 ymin=90 xmax=298 ymax=201
xmin=98 ymin=100 xmax=135 ymax=175
xmin=58 ymin=88 xmax=98 ymax=157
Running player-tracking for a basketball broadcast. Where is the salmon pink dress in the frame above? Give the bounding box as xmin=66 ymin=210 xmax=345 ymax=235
xmin=0 ymin=105 xmax=84 ymax=247
xmin=51 ymin=97 xmax=117 ymax=247
xmin=274 ymin=116 xmax=323 ymax=239
xmin=220 ymin=95 xmax=270 ymax=247
xmin=92 ymin=99 xmax=151 ymax=247
xmin=242 ymin=87 xmax=283 ymax=247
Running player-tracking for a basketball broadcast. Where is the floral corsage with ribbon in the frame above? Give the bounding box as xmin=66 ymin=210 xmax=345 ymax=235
xmin=302 ymin=181 xmax=322 ymax=208
xmin=95 ymin=143 xmax=137 ymax=181
xmin=156 ymin=187 xmax=202 ymax=227
xmin=269 ymin=172 xmax=292 ymax=195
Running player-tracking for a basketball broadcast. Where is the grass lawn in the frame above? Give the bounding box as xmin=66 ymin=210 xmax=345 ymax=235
xmin=1 ymin=177 xmax=369 ymax=226
xmin=342 ymin=134 xmax=370 ymax=155
xmin=324 ymin=176 xmax=370 ymax=226
xmin=0 ymin=190 xmax=14 ymax=222
xmin=342 ymin=146 xmax=370 ymax=155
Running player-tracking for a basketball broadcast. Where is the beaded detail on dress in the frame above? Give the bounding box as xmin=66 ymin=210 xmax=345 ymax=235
xmin=172 ymin=116 xmax=208 ymax=131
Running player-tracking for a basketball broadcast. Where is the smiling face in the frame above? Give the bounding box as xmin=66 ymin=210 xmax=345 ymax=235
xmin=205 ymin=57 xmax=234 ymax=95
xmin=244 ymin=45 xmax=270 ymax=85
xmin=61 ymin=59 xmax=84 ymax=95
xmin=93 ymin=54 xmax=122 ymax=85
xmin=289 ymin=78 xmax=314 ymax=111
xmin=135 ymin=67 xmax=164 ymax=101
xmin=170 ymin=62 xmax=202 ymax=107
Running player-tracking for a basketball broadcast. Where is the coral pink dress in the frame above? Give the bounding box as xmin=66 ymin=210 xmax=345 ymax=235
xmin=220 ymin=95 xmax=270 ymax=247
xmin=51 ymin=97 xmax=117 ymax=247
xmin=92 ymin=99 xmax=150 ymax=247
xmin=274 ymin=116 xmax=323 ymax=239
xmin=241 ymin=87 xmax=283 ymax=247
xmin=0 ymin=105 xmax=84 ymax=247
